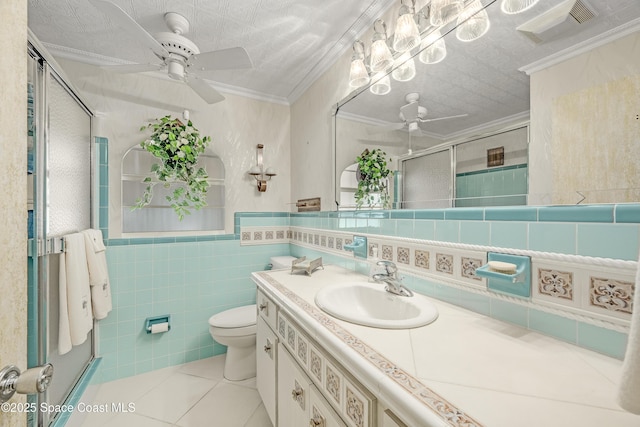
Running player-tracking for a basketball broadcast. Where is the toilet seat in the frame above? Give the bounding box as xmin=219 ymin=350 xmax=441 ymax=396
xmin=208 ymin=304 xmax=256 ymax=329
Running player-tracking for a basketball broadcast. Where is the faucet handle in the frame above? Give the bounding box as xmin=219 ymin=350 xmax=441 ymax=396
xmin=376 ymin=260 xmax=397 ymax=275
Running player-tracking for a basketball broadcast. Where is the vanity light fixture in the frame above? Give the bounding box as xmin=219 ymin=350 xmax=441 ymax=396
xmin=349 ymin=40 xmax=370 ymax=88
xmin=418 ymin=29 xmax=447 ymax=64
xmin=391 ymin=52 xmax=416 ymax=82
xmin=370 ymin=73 xmax=391 ymax=95
xmin=369 ymin=20 xmax=394 ymax=73
xmin=501 ymin=0 xmax=540 ymax=14
xmin=456 ymin=0 xmax=491 ymax=42
xmin=247 ymin=144 xmax=276 ymax=192
xmin=429 ymin=0 xmax=465 ymax=27
xmin=392 ymin=0 xmax=421 ymax=53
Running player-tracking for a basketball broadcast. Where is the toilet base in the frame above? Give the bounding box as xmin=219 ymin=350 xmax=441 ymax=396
xmin=223 ymin=345 xmax=256 ymax=381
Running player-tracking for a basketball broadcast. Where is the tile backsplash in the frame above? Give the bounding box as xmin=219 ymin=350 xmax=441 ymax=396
xmin=96 ymin=205 xmax=638 ymax=383
xmin=240 ymin=205 xmax=639 ymax=360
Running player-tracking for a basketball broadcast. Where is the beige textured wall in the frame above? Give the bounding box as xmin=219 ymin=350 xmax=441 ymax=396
xmin=529 ymin=31 xmax=640 ymax=205
xmin=57 ymin=59 xmax=291 ymax=236
xmin=0 ymin=0 xmax=28 ymax=426
xmin=552 ymin=75 xmax=640 ymax=204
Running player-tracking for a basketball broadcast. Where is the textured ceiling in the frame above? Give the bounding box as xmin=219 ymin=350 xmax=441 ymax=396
xmin=27 ymin=0 xmax=391 ymax=103
xmin=28 ymin=0 xmax=640 ymax=136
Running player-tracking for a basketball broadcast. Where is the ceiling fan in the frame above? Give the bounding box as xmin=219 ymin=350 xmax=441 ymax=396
xmin=89 ymin=0 xmax=253 ymax=104
xmin=369 ymin=93 xmax=468 ymax=136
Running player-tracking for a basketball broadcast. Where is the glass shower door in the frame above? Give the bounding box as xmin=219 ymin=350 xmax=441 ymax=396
xmin=28 ymin=41 xmax=94 ymax=426
xmin=44 ymin=70 xmax=93 ymax=419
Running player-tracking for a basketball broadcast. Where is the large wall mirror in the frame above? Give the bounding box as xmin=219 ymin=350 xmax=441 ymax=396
xmin=333 ymin=0 xmax=640 ymax=210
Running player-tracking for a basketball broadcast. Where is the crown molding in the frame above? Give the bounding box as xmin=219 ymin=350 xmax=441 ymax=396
xmin=519 ymin=17 xmax=640 ymax=75
xmin=43 ymin=42 xmax=291 ymax=106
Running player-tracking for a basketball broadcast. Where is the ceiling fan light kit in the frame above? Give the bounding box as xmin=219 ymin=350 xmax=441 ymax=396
xmin=89 ymin=0 xmax=253 ymax=104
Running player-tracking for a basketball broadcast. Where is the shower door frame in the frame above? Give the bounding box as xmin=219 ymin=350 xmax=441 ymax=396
xmin=28 ymin=31 xmax=97 ymax=427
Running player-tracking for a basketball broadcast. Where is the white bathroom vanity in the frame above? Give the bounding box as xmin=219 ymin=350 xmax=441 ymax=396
xmin=252 ymin=264 xmax=637 ymax=427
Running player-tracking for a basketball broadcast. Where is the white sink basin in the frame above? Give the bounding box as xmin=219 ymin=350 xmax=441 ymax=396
xmin=314 ymin=283 xmax=438 ymax=329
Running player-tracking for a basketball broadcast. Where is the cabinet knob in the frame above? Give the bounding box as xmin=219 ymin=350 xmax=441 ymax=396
xmin=310 ymin=416 xmax=325 ymax=427
xmin=291 ymin=385 xmax=304 ymax=401
xmin=263 ymin=339 xmax=272 ymax=357
xmin=259 ymin=302 xmax=268 ymax=315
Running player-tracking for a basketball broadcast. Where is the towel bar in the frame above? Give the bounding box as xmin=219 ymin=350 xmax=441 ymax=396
xmin=36 ymin=237 xmax=66 ymax=256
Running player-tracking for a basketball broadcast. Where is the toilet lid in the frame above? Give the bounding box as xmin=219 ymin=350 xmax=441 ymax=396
xmin=208 ymin=304 xmax=257 ymax=328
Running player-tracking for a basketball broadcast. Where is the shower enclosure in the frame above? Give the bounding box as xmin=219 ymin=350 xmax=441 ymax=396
xmin=27 ymin=32 xmax=95 ymax=426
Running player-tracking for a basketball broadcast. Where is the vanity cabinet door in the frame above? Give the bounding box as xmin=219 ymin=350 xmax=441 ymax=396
xmin=257 ymin=315 xmax=277 ymax=425
xmin=257 ymin=289 xmax=278 ymax=331
xmin=278 ymin=343 xmax=311 ymax=427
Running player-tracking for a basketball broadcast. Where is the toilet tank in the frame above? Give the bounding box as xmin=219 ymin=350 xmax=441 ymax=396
xmin=269 ymin=256 xmax=296 ymax=269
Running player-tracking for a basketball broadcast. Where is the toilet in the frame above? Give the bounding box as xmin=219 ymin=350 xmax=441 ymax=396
xmin=208 ymin=256 xmax=296 ymax=381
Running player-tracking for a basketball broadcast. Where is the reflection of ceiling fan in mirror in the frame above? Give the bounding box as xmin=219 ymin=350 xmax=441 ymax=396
xmin=89 ymin=0 xmax=253 ymax=104
xmin=369 ymin=93 xmax=468 ymax=136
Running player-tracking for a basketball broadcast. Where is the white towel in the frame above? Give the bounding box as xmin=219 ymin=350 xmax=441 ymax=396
xmin=58 ymin=233 xmax=93 ymax=355
xmin=618 ymin=253 xmax=640 ymax=414
xmin=82 ymin=229 xmax=112 ymax=320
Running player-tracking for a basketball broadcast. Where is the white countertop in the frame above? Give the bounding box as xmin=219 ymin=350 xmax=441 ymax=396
xmin=252 ymin=265 xmax=640 ymax=427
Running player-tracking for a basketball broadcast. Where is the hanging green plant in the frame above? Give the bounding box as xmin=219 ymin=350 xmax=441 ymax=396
xmin=133 ymin=115 xmax=211 ymax=220
xmin=354 ymin=148 xmax=393 ymax=210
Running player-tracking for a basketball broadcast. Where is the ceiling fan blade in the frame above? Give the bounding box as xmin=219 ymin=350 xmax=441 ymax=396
xmin=400 ymin=101 xmax=419 ymax=121
xmin=419 ymin=113 xmax=468 ymax=123
xmin=185 ymin=76 xmax=225 ymax=104
xmin=366 ymin=122 xmax=406 ymax=135
xmin=101 ymin=63 xmax=165 ymax=74
xmin=89 ymin=0 xmax=169 ymax=58
xmin=189 ymin=47 xmax=253 ymax=73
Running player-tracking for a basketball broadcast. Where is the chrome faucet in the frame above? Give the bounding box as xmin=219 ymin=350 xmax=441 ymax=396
xmin=372 ymin=260 xmax=413 ymax=297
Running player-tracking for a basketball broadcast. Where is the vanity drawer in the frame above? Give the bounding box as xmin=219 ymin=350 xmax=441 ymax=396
xmin=257 ymin=289 xmax=277 ymax=331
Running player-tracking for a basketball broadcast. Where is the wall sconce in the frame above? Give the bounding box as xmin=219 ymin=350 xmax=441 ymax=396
xmin=248 ymin=144 xmax=276 ymax=192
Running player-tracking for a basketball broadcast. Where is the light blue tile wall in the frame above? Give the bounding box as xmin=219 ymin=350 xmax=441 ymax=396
xmin=290 ymin=204 xmax=640 ymax=359
xmin=97 ymin=240 xmax=290 ymax=382
xmin=455 ymin=164 xmax=528 ymax=207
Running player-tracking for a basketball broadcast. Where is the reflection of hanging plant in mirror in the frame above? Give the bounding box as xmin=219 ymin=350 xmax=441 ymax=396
xmin=133 ymin=115 xmax=211 ymax=220
xmin=355 ymin=148 xmax=392 ymax=209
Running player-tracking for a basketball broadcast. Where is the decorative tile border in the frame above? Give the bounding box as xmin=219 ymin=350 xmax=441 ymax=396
xmin=287 ymin=226 xmax=633 ymax=328
xmin=239 ymin=226 xmax=289 ymax=246
xmin=589 ymin=277 xmax=634 ymax=315
xmin=247 ymin=223 xmax=634 ymax=328
xmin=538 ymin=269 xmax=574 ymax=300
xmin=257 ymin=272 xmax=484 ymax=427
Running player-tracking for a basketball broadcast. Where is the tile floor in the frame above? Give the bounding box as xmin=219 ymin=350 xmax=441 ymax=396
xmin=67 ymin=355 xmax=272 ymax=427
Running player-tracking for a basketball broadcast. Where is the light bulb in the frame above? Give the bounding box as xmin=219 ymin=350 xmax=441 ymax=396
xmin=370 ymin=74 xmax=391 ymax=96
xmin=393 ymin=4 xmax=420 ymax=53
xmin=370 ymin=20 xmax=393 ymax=73
xmin=349 ymin=57 xmax=370 ymax=88
xmin=370 ymin=40 xmax=393 ymax=73
xmin=418 ymin=30 xmax=447 ymax=65
xmin=430 ymin=0 xmax=464 ymax=26
xmin=392 ymin=54 xmax=416 ymax=82
xmin=456 ymin=0 xmax=491 ymax=42
xmin=501 ymin=0 xmax=540 ymax=14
